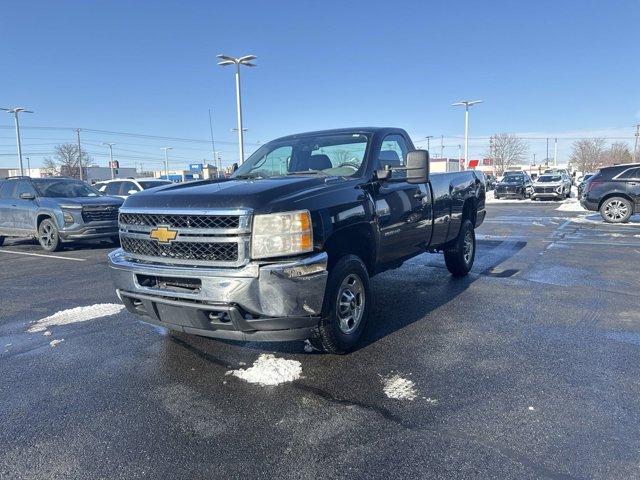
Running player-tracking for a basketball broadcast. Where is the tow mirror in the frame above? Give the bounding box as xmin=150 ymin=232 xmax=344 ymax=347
xmin=406 ymin=150 xmax=429 ymax=184
xmin=19 ymin=192 xmax=36 ymax=200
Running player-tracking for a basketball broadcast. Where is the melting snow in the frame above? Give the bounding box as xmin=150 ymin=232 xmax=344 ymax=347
xmin=556 ymin=202 xmax=586 ymax=212
xmin=28 ymin=304 xmax=125 ymax=333
xmin=226 ymin=354 xmax=302 ymax=386
xmin=43 ymin=331 xmax=52 ymax=336
xmin=382 ymin=374 xmax=418 ymax=400
xmin=49 ymin=339 xmax=64 ymax=347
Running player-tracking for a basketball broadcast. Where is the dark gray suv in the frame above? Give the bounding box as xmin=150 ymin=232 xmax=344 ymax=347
xmin=0 ymin=176 xmax=123 ymax=251
xmin=580 ymin=164 xmax=640 ymax=223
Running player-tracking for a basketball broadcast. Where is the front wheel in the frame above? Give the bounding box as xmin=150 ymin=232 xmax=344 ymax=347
xmin=444 ymin=219 xmax=476 ymax=277
xmin=600 ymin=197 xmax=633 ymax=223
xmin=309 ymin=255 xmax=370 ymax=354
xmin=38 ymin=218 xmax=61 ymax=252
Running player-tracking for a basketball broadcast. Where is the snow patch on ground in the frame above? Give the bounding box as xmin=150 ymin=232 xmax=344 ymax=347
xmin=226 ymin=354 xmax=302 ymax=386
xmin=49 ymin=339 xmax=64 ymax=347
xmin=556 ymin=201 xmax=586 ymax=212
xmin=382 ymin=374 xmax=417 ymax=400
xmin=28 ymin=303 xmax=125 ymax=333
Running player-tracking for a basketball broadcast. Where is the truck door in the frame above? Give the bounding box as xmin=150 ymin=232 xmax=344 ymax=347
xmin=12 ymin=180 xmax=39 ymax=232
xmin=373 ymin=134 xmax=433 ymax=265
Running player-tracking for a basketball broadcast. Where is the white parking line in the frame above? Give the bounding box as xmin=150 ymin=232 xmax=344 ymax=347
xmin=0 ymin=250 xmax=86 ymax=262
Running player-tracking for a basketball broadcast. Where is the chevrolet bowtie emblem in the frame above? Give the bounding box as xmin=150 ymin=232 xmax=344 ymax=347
xmin=149 ymin=225 xmax=178 ymax=243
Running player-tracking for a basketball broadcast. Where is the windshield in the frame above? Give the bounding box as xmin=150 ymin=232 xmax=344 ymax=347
xmin=138 ymin=180 xmax=172 ymax=189
xmin=233 ymin=132 xmax=371 ymax=179
xmin=538 ymin=175 xmax=561 ymax=182
xmin=33 ymin=179 xmax=102 ymax=198
xmin=503 ymin=174 xmax=524 ymax=182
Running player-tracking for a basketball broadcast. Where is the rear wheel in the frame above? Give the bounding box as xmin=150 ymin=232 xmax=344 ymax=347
xmin=38 ymin=218 xmax=61 ymax=252
xmin=600 ymin=197 xmax=633 ymax=223
xmin=0 ymin=236 xmax=4 ymax=246
xmin=444 ymin=219 xmax=476 ymax=277
xmin=309 ymin=255 xmax=370 ymax=354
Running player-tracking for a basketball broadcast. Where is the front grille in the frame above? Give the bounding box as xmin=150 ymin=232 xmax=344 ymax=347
xmin=119 ymin=213 xmax=239 ymax=230
xmin=121 ymin=237 xmax=238 ymax=263
xmin=82 ymin=207 xmax=119 ymax=223
xmin=534 ymin=186 xmax=556 ymax=193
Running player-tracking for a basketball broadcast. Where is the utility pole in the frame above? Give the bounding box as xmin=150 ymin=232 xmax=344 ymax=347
xmin=554 ymin=138 xmax=558 ymax=166
xmin=458 ymin=144 xmax=462 ymax=171
xmin=634 ymin=124 xmax=639 ymax=160
xmin=25 ymin=157 xmax=31 ymax=176
xmin=425 ymin=135 xmax=433 ymax=152
xmin=208 ymin=108 xmax=218 ymax=176
xmin=440 ymin=135 xmax=444 ymax=160
xmin=161 ymin=147 xmax=172 ymax=180
xmin=1 ymin=107 xmax=33 ymax=176
xmin=75 ymin=128 xmax=84 ymax=181
xmin=546 ymin=138 xmax=549 ymax=164
xmin=104 ymin=143 xmax=116 ymax=179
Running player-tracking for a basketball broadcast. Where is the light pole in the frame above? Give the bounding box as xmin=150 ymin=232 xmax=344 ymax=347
xmin=452 ymin=100 xmax=482 ymax=170
xmin=1 ymin=107 xmax=33 ymax=176
xmin=74 ymin=128 xmax=84 ymax=181
xmin=161 ymin=147 xmax=172 ymax=180
xmin=458 ymin=144 xmax=462 ymax=170
xmin=104 ymin=143 xmax=116 ymax=179
xmin=425 ymin=135 xmax=434 ymax=152
xmin=217 ymin=54 xmax=257 ymax=165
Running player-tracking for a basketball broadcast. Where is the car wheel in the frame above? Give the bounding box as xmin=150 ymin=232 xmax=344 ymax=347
xmin=494 ymin=195 xmax=500 ymax=199
xmin=110 ymin=235 xmax=120 ymax=245
xmin=0 ymin=236 xmax=4 ymax=247
xmin=38 ymin=218 xmax=62 ymax=252
xmin=309 ymin=255 xmax=370 ymax=354
xmin=600 ymin=197 xmax=633 ymax=223
xmin=566 ymin=188 xmax=571 ymax=198
xmin=444 ymin=219 xmax=476 ymax=278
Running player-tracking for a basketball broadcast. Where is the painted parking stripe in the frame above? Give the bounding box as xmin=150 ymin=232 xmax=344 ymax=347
xmin=0 ymin=250 xmax=86 ymax=262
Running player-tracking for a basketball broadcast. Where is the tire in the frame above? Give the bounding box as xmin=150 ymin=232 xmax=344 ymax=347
xmin=38 ymin=218 xmax=62 ymax=252
xmin=110 ymin=235 xmax=120 ymax=245
xmin=566 ymin=188 xmax=571 ymax=199
xmin=309 ymin=255 xmax=370 ymax=354
xmin=0 ymin=236 xmax=4 ymax=247
xmin=444 ymin=219 xmax=476 ymax=277
xmin=600 ymin=197 xmax=633 ymax=224
xmin=494 ymin=195 xmax=500 ymax=200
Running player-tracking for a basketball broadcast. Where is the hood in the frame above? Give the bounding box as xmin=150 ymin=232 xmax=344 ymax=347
xmin=121 ymin=176 xmax=353 ymax=213
xmin=498 ymin=179 xmax=525 ymax=185
xmin=534 ymin=181 xmax=563 ymax=187
xmin=51 ymin=195 xmax=123 ymax=207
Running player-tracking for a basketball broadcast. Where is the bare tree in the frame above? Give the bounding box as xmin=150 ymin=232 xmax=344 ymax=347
xmin=569 ymin=138 xmax=607 ymax=173
xmin=604 ymin=142 xmax=633 ymax=165
xmin=43 ymin=143 xmax=95 ymax=179
xmin=485 ymin=133 xmax=529 ymax=175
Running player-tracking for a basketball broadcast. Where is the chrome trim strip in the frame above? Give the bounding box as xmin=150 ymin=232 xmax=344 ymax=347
xmin=121 ymin=231 xmax=247 ymax=244
xmin=119 ymin=224 xmax=249 ymax=235
xmin=118 ymin=207 xmax=253 ymax=216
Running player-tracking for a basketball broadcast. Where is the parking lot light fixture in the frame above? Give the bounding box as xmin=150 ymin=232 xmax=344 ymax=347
xmin=1 ymin=107 xmax=33 ymax=176
xmin=452 ymin=100 xmax=482 ymax=170
xmin=161 ymin=147 xmax=172 ymax=180
xmin=217 ymin=54 xmax=257 ymax=165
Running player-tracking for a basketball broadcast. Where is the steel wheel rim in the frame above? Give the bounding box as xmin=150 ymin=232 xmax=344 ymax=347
xmin=463 ymin=230 xmax=474 ymax=264
xmin=604 ymin=200 xmax=628 ymax=221
xmin=336 ymin=274 xmax=365 ymax=334
xmin=41 ymin=223 xmax=55 ymax=248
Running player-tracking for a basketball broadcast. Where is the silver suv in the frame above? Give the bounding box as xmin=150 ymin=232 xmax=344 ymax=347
xmin=0 ymin=176 xmax=123 ymax=251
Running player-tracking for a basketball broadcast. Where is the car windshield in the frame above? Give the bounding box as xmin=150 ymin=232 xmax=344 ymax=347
xmin=503 ymin=174 xmax=524 ymax=182
xmin=582 ymin=174 xmax=593 ymax=182
xmin=538 ymin=175 xmax=561 ymax=182
xmin=233 ymin=132 xmax=371 ymax=179
xmin=33 ymin=179 xmax=102 ymax=198
xmin=138 ymin=180 xmax=172 ymax=189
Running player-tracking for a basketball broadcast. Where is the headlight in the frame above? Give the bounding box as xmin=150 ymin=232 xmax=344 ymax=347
xmin=63 ymin=211 xmax=74 ymax=225
xmin=251 ymin=210 xmax=313 ymax=259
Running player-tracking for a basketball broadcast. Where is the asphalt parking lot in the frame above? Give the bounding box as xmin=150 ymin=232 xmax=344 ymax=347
xmin=1 ymin=202 xmax=639 ymax=480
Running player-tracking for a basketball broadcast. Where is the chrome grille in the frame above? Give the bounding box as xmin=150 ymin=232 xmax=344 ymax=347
xmin=82 ymin=206 xmax=119 ymax=223
xmin=118 ymin=208 xmax=251 ymax=267
xmin=119 ymin=213 xmax=239 ymax=230
xmin=121 ymin=237 xmax=238 ymax=263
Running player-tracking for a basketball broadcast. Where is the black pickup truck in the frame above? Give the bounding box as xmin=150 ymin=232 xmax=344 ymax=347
xmin=108 ymin=127 xmax=486 ymax=353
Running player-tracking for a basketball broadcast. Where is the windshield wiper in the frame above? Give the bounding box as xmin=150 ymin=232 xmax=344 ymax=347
xmin=233 ymin=173 xmax=265 ymax=180
xmin=285 ymin=170 xmax=328 ymax=176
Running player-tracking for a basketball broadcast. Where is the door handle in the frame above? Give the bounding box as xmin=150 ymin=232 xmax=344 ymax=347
xmin=629 ymin=182 xmax=638 ymax=186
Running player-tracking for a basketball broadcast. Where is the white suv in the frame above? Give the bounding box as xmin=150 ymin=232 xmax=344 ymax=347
xmin=94 ymin=178 xmax=172 ymax=199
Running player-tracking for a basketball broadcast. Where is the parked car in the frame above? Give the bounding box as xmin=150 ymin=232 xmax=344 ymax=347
xmin=581 ymin=163 xmax=640 ymax=223
xmin=485 ymin=174 xmax=497 ymax=191
xmin=108 ymin=127 xmax=486 ymax=353
xmin=494 ymin=171 xmax=533 ymax=199
xmin=0 ymin=176 xmax=123 ymax=251
xmin=94 ymin=178 xmax=173 ymax=199
xmin=531 ymin=173 xmax=572 ymax=200
xmin=544 ymin=168 xmax=573 ymax=185
xmin=577 ymin=173 xmax=595 ymax=197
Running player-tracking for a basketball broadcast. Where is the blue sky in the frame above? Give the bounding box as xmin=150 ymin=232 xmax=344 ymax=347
xmin=1 ymin=0 xmax=639 ymax=170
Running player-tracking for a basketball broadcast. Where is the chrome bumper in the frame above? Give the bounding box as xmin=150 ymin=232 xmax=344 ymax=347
xmin=108 ymin=249 xmax=328 ymax=341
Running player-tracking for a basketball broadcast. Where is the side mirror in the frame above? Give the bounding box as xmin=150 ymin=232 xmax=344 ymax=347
xmin=232 ymin=162 xmax=239 ymax=172
xmin=19 ymin=192 xmax=36 ymax=200
xmin=406 ymin=150 xmax=429 ymax=184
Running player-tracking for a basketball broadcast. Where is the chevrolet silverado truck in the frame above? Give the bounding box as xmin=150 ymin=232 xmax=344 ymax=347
xmin=108 ymin=127 xmax=486 ymax=353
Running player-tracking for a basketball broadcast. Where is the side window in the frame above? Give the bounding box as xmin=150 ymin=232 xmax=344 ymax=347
xmin=16 ymin=180 xmax=36 ymax=197
xmin=105 ymin=182 xmax=121 ymax=195
xmin=0 ymin=180 xmax=18 ymax=199
xmin=119 ymin=181 xmax=138 ymax=195
xmin=95 ymin=183 xmax=107 ymax=193
xmin=378 ymin=134 xmax=409 ymax=177
xmin=619 ymin=168 xmax=640 ymax=179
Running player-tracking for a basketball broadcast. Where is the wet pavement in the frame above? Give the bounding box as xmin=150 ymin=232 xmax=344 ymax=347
xmin=1 ymin=203 xmax=639 ymax=479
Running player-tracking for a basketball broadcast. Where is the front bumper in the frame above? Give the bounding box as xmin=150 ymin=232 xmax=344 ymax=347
xmin=108 ymin=249 xmax=328 ymax=342
xmin=59 ymin=221 xmax=119 ymax=241
xmin=531 ymin=192 xmax=563 ymax=200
